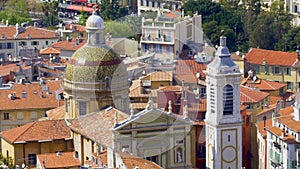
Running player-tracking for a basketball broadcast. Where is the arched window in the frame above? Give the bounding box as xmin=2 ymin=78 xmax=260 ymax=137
xmin=223 ymin=84 xmax=233 ymax=115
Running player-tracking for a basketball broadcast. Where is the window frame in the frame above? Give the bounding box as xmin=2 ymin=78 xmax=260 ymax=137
xmin=4 ymin=113 xmax=9 ymax=120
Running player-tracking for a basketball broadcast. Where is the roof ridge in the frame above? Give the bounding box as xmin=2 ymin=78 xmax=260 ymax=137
xmin=12 ymin=122 xmax=35 ymax=142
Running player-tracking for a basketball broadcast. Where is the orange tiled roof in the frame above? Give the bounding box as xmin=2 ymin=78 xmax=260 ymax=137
xmin=276 ymin=109 xmax=300 ymax=132
xmin=269 ymin=96 xmax=283 ymax=105
xmin=140 ymin=71 xmax=172 ymax=81
xmin=279 ymin=106 xmax=294 ymax=117
xmin=118 ymin=151 xmax=163 ymax=169
xmin=129 ymin=86 xmax=150 ymax=98
xmin=174 ymin=59 xmax=207 ymax=83
xmin=165 ymin=12 xmax=179 ymax=19
xmin=131 ymin=103 xmax=148 ymax=109
xmin=267 ymin=126 xmax=283 ymax=136
xmin=243 ymin=79 xmax=287 ymax=91
xmin=51 ymin=38 xmax=86 ymax=51
xmin=257 ymin=119 xmax=272 ymax=137
xmin=93 ymin=151 xmax=108 ymax=167
xmin=0 ymin=26 xmax=58 ymax=40
xmin=69 ymin=107 xmax=129 ymax=147
xmin=0 ymin=63 xmax=31 ymax=76
xmin=46 ymin=106 xmax=65 ymax=120
xmin=0 ymin=119 xmax=70 ymax=143
xmin=37 ymin=152 xmax=80 ymax=168
xmin=245 ymin=48 xmax=297 ymax=66
xmin=240 ymin=86 xmax=269 ymax=103
xmin=267 ymin=126 xmax=298 ymax=143
xmin=40 ymin=47 xmax=61 ymax=55
xmin=0 ymin=80 xmax=64 ymax=110
xmin=256 ymin=104 xmax=276 ymax=116
xmin=65 ymin=24 xmax=86 ymax=32
xmin=231 ymin=53 xmax=243 ymax=61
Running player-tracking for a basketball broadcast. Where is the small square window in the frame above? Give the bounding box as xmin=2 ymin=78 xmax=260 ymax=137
xmin=4 ymin=113 xmax=9 ymax=120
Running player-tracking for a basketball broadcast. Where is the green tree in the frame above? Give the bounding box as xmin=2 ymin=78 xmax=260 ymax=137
xmin=78 ymin=10 xmax=88 ymax=26
xmin=105 ymin=21 xmax=134 ymax=38
xmin=276 ymin=27 xmax=300 ymax=51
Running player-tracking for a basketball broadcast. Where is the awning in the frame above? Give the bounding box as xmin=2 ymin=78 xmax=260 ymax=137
xmin=66 ymin=4 xmax=97 ymax=12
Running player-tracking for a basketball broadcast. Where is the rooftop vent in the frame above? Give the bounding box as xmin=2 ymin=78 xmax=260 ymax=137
xmin=56 ymin=151 xmax=62 ymax=156
xmin=22 ymin=90 xmax=27 ymax=98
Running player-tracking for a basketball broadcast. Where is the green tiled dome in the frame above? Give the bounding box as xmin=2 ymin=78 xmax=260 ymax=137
xmin=65 ymin=45 xmax=127 ymax=82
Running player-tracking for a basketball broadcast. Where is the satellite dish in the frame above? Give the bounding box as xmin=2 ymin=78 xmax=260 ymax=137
xmin=196 ymin=72 xmax=200 ymax=78
xmin=253 ymin=75 xmax=257 ymax=81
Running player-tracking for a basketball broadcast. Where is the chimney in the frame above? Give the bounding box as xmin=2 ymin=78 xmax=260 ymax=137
xmin=34 ymin=22 xmax=38 ymax=28
xmin=168 ymin=100 xmax=172 ymax=114
xmin=282 ymin=127 xmax=286 ymax=137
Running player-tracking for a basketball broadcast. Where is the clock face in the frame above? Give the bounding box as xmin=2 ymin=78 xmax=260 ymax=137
xmin=222 ymin=146 xmax=236 ymax=163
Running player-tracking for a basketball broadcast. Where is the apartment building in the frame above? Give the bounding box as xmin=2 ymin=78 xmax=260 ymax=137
xmin=245 ymin=48 xmax=300 ymax=92
xmin=140 ymin=12 xmax=203 ymax=60
xmin=0 ymin=24 xmax=59 ymax=61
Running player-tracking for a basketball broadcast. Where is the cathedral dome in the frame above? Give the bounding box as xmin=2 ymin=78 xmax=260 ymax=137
xmin=64 ymin=46 xmax=127 ymax=82
xmin=86 ymin=12 xmax=104 ymax=29
xmin=64 ymin=12 xmax=127 ymax=83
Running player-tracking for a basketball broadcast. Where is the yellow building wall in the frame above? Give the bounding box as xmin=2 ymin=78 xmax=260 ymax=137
xmin=1 ymin=139 xmax=73 ymax=166
xmin=1 ymin=139 xmax=15 ymax=163
xmin=234 ymin=61 xmax=244 ymax=73
xmin=0 ymin=109 xmax=47 ymax=131
xmin=151 ymin=81 xmax=171 ymax=89
xmin=256 ymin=65 xmax=297 ymax=91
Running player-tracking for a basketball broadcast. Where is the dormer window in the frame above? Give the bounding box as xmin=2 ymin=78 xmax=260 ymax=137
xmin=223 ymin=84 xmax=233 ymax=115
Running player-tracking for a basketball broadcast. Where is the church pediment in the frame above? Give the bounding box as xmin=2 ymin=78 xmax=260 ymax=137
xmin=114 ymin=108 xmax=192 ymax=131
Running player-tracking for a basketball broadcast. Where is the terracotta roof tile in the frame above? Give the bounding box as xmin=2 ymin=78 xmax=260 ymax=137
xmin=243 ymin=79 xmax=287 ymax=91
xmin=267 ymin=126 xmax=283 ymax=136
xmin=240 ymin=86 xmax=269 ymax=103
xmin=276 ymin=108 xmax=300 ymax=132
xmin=174 ymin=59 xmax=207 ymax=83
xmin=269 ymin=96 xmax=283 ymax=105
xmin=65 ymin=24 xmax=86 ymax=32
xmin=231 ymin=53 xmax=243 ymax=61
xmin=51 ymin=38 xmax=86 ymax=51
xmin=140 ymin=71 xmax=172 ymax=81
xmin=0 ymin=63 xmax=31 ymax=76
xmin=46 ymin=106 xmax=65 ymax=120
xmin=131 ymin=103 xmax=148 ymax=109
xmin=37 ymin=152 xmax=80 ymax=168
xmin=257 ymin=119 xmax=272 ymax=137
xmin=267 ymin=126 xmax=298 ymax=143
xmin=118 ymin=151 xmax=163 ymax=169
xmin=0 ymin=80 xmax=64 ymax=110
xmin=245 ymin=48 xmax=297 ymax=66
xmin=69 ymin=107 xmax=129 ymax=147
xmin=40 ymin=47 xmax=61 ymax=55
xmin=279 ymin=106 xmax=294 ymax=117
xmin=0 ymin=119 xmax=70 ymax=143
xmin=256 ymin=104 xmax=276 ymax=116
xmin=0 ymin=26 xmax=58 ymax=40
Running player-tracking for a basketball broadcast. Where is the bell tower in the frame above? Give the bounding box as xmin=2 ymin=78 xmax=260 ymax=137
xmin=205 ymin=36 xmax=243 ymax=169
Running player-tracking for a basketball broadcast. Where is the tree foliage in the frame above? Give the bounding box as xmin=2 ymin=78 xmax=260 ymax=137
xmin=105 ymin=21 xmax=134 ymax=38
xmin=183 ymin=0 xmax=293 ymax=52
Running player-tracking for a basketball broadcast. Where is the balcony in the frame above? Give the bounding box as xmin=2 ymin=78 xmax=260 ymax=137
xmin=142 ymin=21 xmax=176 ymax=29
xmin=141 ymin=36 xmax=174 ymax=45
